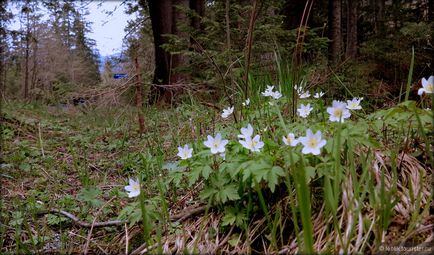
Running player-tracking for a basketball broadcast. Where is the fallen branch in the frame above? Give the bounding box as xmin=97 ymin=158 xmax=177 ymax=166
xmin=38 ymin=205 xmax=207 ymax=229
xmin=38 ymin=209 xmax=128 ymax=228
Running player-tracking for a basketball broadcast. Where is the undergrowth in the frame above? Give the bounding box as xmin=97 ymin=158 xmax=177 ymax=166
xmin=1 ymin=76 xmax=433 ymax=253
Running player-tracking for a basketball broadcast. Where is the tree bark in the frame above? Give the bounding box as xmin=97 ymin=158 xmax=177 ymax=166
xmin=375 ymin=0 xmax=385 ymax=34
xmin=345 ymin=0 xmax=357 ymax=59
xmin=170 ymin=0 xmax=189 ymax=85
xmin=134 ymin=56 xmax=145 ymax=134
xmin=144 ymin=0 xmax=173 ymax=103
xmin=328 ymin=0 xmax=342 ymax=65
xmin=24 ymin=9 xmax=30 ymax=99
xmin=189 ymin=0 xmax=204 ymax=31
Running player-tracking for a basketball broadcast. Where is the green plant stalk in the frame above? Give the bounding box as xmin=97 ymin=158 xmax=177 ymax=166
xmin=138 ymin=175 xmax=150 ymax=246
xmin=254 ymin=180 xmax=269 ymax=220
xmin=404 ymin=46 xmax=415 ymax=102
xmin=293 ymin=154 xmax=314 ymax=254
xmin=414 ymin=109 xmax=433 ymax=169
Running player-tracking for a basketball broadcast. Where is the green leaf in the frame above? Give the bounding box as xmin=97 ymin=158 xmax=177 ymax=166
xmin=19 ymin=162 xmax=31 ymax=172
xmin=222 ymin=207 xmax=247 ymax=227
xmin=219 ymin=184 xmax=240 ymax=203
xmin=267 ymin=166 xmax=285 ymax=192
xmin=304 ymin=166 xmax=316 ymax=183
xmin=188 ymin=166 xmax=202 ymax=186
xmin=201 ymin=165 xmax=212 ymax=180
xmin=78 ymin=187 xmax=103 ymax=207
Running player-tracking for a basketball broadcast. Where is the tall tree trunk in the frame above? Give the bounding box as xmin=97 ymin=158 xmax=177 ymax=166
xmin=429 ymin=0 xmax=434 ymax=21
xmin=376 ymin=0 xmax=385 ymax=34
xmin=170 ymin=0 xmax=189 ymax=85
xmin=24 ymin=11 xmax=30 ymax=99
xmin=328 ymin=0 xmax=342 ymax=65
xmin=144 ymin=0 xmax=173 ymax=103
xmin=189 ymin=0 xmax=204 ymax=31
xmin=345 ymin=0 xmax=357 ymax=59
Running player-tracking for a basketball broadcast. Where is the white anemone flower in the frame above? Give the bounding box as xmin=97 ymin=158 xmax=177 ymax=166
xmin=239 ymin=134 xmax=264 ymax=152
xmin=242 ymin=98 xmax=250 ymax=106
xmin=271 ymin=91 xmax=282 ymax=100
xmin=221 ymin=106 xmax=234 ymax=118
xmin=314 ymin=91 xmax=325 ymax=98
xmin=299 ymin=91 xmax=311 ymax=99
xmin=262 ymin=85 xmax=275 ymax=96
xmin=238 ymin=124 xmax=254 ymax=140
xmin=297 ymin=103 xmax=313 ymax=118
xmin=177 ymin=144 xmax=193 ymax=160
xmin=204 ymin=133 xmax=229 ymax=154
xmin=282 ymin=133 xmax=298 ymax=146
xmin=418 ymin=76 xmax=433 ymax=95
xmin=327 ymin=100 xmax=351 ymax=122
xmin=346 ymin=97 xmax=363 ymax=110
xmin=124 ymin=178 xmax=141 ymax=198
xmin=298 ymin=129 xmax=327 ymax=155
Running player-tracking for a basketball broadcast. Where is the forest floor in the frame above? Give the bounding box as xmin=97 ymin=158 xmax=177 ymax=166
xmin=1 ymin=98 xmax=433 ymax=254
xmin=1 ymin=102 xmax=210 ymax=253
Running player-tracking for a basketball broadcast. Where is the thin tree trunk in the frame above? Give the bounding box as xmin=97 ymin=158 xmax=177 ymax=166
xmin=135 ymin=56 xmax=145 ymax=134
xmin=24 ymin=11 xmax=30 ymax=99
xmin=345 ymin=0 xmax=357 ymax=59
xmin=244 ymin=0 xmax=259 ymax=97
xmin=225 ymin=0 xmax=231 ymax=50
xmin=328 ymin=0 xmax=342 ymax=65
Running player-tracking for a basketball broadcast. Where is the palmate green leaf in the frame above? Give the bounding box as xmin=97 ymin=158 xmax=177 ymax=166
xmin=266 ymin=166 xmax=285 ymax=192
xmin=188 ymin=166 xmax=202 ymax=186
xmin=78 ymin=187 xmax=103 ymax=207
xmin=241 ymin=159 xmax=284 ymax=192
xmin=219 ymin=184 xmax=240 ymax=203
xmin=199 ymin=183 xmax=240 ymax=205
xmin=201 ymin=165 xmax=213 ymax=180
xmin=222 ymin=206 xmax=247 ymax=227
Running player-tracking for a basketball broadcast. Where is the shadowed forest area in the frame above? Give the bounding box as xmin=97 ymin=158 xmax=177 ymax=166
xmin=0 ymin=0 xmax=433 ymax=254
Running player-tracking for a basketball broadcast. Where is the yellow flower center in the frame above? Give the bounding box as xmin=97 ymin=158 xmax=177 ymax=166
xmin=213 ymin=142 xmax=219 ymax=148
xmin=427 ymin=83 xmax=433 ymax=93
xmin=250 ymin=140 xmax=257 ymax=148
xmin=132 ymin=183 xmax=140 ymax=192
xmin=307 ymin=138 xmax=318 ymax=148
xmin=286 ymin=136 xmax=293 ymax=144
xmin=334 ymin=108 xmax=343 ymax=118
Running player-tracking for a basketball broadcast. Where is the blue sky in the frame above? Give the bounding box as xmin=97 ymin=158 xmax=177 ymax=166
xmin=86 ymin=1 xmax=130 ymax=56
xmin=7 ymin=1 xmax=131 ymax=56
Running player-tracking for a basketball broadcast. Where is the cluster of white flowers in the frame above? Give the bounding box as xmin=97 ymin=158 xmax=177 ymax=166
xmin=262 ymin=85 xmax=282 ymax=100
xmin=238 ymin=124 xmax=264 ymax=152
xmin=126 ymin=86 xmax=372 ymax=197
xmin=418 ymin=76 xmax=433 ymax=95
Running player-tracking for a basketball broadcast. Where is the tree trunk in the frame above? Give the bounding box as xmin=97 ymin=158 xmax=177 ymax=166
xmin=375 ymin=0 xmax=385 ymax=34
xmin=24 ymin=10 xmax=30 ymax=99
xmin=189 ymin=0 xmax=204 ymax=31
xmin=170 ymin=0 xmax=189 ymax=85
xmin=144 ymin=0 xmax=173 ymax=104
xmin=328 ymin=0 xmax=342 ymax=65
xmin=134 ymin=56 xmax=145 ymax=134
xmin=345 ymin=0 xmax=357 ymax=59
xmin=429 ymin=0 xmax=434 ymax=21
